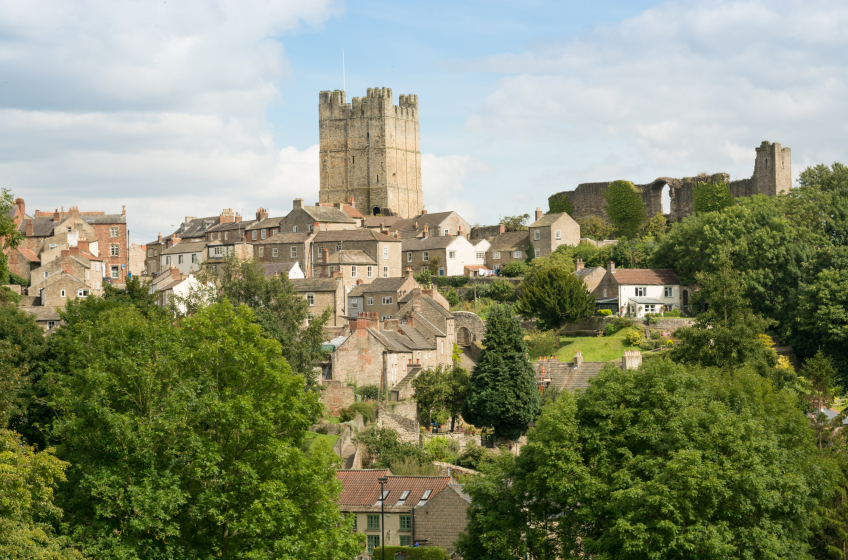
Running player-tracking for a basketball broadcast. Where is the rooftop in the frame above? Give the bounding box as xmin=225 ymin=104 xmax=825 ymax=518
xmin=336 ymin=470 xmax=450 ymax=511
xmin=348 ymin=277 xmax=411 ymax=297
xmin=529 ymin=212 xmax=573 ymax=228
xmin=290 ymin=278 xmax=340 ymax=292
xmin=301 ymin=205 xmax=357 ymax=224
xmin=255 ymin=232 xmax=311 ymax=244
xmin=489 ymin=231 xmax=530 ymax=251
xmin=313 ymin=229 xmax=399 ymax=243
xmin=612 ymin=268 xmax=680 ymax=285
xmin=401 ymin=236 xmax=460 ymax=251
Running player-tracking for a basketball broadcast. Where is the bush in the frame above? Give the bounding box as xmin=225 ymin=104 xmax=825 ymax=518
xmin=664 ymin=308 xmax=683 ymax=317
xmin=639 ymin=338 xmax=660 ymax=351
xmin=373 ymin=546 xmax=449 ymax=559
xmin=0 ymin=286 xmax=22 ymax=304
xmin=357 ymin=426 xmax=431 ymax=470
xmin=424 ymin=436 xmax=459 ymax=463
xmin=339 ymin=402 xmax=377 ymax=424
xmin=624 ymin=330 xmax=642 ymax=346
xmin=650 ymin=331 xmax=662 ymax=340
xmin=315 ymin=425 xmax=328 ymax=435
xmin=499 ymin=261 xmax=527 ymax=277
xmin=414 ymin=270 xmax=432 ymax=286
xmin=458 ymin=442 xmax=493 ymax=470
xmin=604 ymin=323 xmax=617 ymax=337
xmin=451 ymin=275 xmax=470 ymax=288
xmin=443 ymin=287 xmax=460 ymax=307
xmin=357 ymin=384 xmax=380 ymax=401
xmin=463 ymin=282 xmax=490 ymax=301
xmin=488 ymin=279 xmax=516 ymax=302
xmin=389 ymin=456 xmax=441 ymax=476
xmin=526 ymin=329 xmax=560 ymax=360
xmin=609 ymin=316 xmax=633 ymax=332
xmin=597 ymin=309 xmax=612 ymax=316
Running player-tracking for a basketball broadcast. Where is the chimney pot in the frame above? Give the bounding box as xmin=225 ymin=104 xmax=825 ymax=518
xmin=535 ymin=207 xmax=543 ymax=222
xmin=499 ymin=224 xmax=506 ymax=234
xmin=607 ymin=260 xmax=616 ymax=274
xmin=575 ymin=259 xmax=584 ymax=271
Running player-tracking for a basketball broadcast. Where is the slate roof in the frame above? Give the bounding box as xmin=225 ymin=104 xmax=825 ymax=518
xmin=262 ymin=262 xmax=298 ymax=277
xmin=176 ymin=216 xmax=220 ymax=239
xmin=575 ymin=266 xmax=606 ymax=292
xmin=363 ymin=216 xmax=408 ymax=229
xmin=400 ymin=211 xmax=456 ymax=231
xmin=313 ymin=230 xmax=398 ymax=243
xmin=336 ymin=471 xmax=450 ymax=512
xmin=612 ymin=269 xmax=680 ymax=285
xmin=290 ymin=278 xmax=340 ymax=292
xmin=536 ymin=359 xmax=607 ymax=391
xmin=808 ymin=408 xmax=848 ymax=425
xmin=398 ymin=324 xmax=433 ymax=349
xmin=20 ymin=307 xmax=62 ymax=321
xmin=397 ymin=293 xmax=453 ymax=319
xmin=208 ymin=220 xmax=256 ymax=232
xmin=629 ymin=296 xmax=665 ymax=305
xmin=245 ymin=217 xmax=285 ymax=231
xmin=301 ymin=206 xmax=356 ymax=224
xmin=348 ymin=277 xmax=411 ymax=297
xmin=81 ymin=214 xmax=126 ymax=224
xmin=529 ymin=212 xmax=570 ymax=227
xmin=319 ymin=250 xmax=376 ymax=265
xmin=161 ymin=241 xmax=213 ymax=255
xmin=401 ymin=236 xmax=459 ymax=251
xmin=488 ymin=231 xmax=530 ymax=251
xmin=19 ymin=219 xmax=55 ymax=237
xmin=255 ymin=232 xmax=311 ymax=244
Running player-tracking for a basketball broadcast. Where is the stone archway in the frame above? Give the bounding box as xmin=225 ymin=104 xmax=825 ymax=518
xmin=372 ymin=206 xmax=381 ymax=216
xmin=457 ymin=326 xmax=472 ymax=347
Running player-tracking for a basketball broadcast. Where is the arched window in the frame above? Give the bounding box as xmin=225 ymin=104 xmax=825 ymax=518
xmin=373 ymin=206 xmax=381 ymax=216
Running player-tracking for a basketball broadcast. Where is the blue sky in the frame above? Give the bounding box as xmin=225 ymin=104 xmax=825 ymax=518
xmin=0 ymin=0 xmax=845 ymax=242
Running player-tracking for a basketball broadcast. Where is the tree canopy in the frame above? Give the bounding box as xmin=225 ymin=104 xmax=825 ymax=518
xmin=548 ymin=193 xmax=574 ymax=216
xmin=518 ymin=266 xmax=596 ymax=330
xmin=603 ymin=180 xmax=646 ymax=238
xmin=500 ymin=214 xmax=530 ymax=232
xmin=692 ymin=180 xmax=735 ymax=214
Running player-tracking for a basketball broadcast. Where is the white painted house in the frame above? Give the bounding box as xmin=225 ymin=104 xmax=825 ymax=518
xmin=402 ymin=235 xmax=484 ymax=277
xmin=591 ymin=263 xmax=682 ymax=317
xmin=159 ymin=240 xmax=210 ymax=276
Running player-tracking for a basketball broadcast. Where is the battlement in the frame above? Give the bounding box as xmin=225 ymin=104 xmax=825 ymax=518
xmin=319 ymin=88 xmax=418 ymax=120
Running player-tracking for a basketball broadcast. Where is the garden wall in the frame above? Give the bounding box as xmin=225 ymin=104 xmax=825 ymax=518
xmin=320 ymin=381 xmax=355 ymax=417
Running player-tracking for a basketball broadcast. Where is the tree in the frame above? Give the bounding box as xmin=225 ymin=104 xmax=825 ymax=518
xmin=500 ymin=214 xmax=530 ymax=232
xmin=461 ymin=304 xmax=540 ymax=440
xmin=801 ymin=350 xmax=840 ymax=413
xmin=47 ymin=302 xmax=362 ymax=559
xmin=412 ymin=366 xmax=448 ymax=426
xmin=102 ymin=274 xmax=162 ymax=317
xmin=603 ymin=180 xmax=646 ymax=238
xmin=692 ymin=180 xmax=735 ymax=214
xmin=576 ymin=216 xmax=613 ymax=241
xmin=518 ymin=267 xmax=596 ymax=330
xmin=457 ymin=359 xmax=836 ymax=560
xmin=643 ymin=212 xmax=668 ymax=238
xmin=0 ymin=189 xmax=24 ymax=284
xmin=525 ymin=239 xmax=535 ymax=264
xmin=548 ymin=194 xmax=574 ymax=215
xmin=444 ymin=364 xmax=470 ymax=432
xmin=499 ymin=261 xmax=527 ymax=277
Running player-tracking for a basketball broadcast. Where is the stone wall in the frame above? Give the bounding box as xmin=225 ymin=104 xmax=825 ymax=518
xmin=321 ymin=381 xmax=355 ymax=417
xmin=414 ymin=486 xmax=470 ymax=556
xmin=377 ymin=411 xmax=420 ymax=444
xmin=469 ymin=224 xmax=504 ymax=240
xmin=453 ymin=311 xmax=486 ymax=346
xmin=642 ymin=318 xmax=695 ymax=333
xmin=388 ymin=400 xmax=418 ymax=421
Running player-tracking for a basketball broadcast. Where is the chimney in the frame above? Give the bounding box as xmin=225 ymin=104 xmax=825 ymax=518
xmin=406 ymin=315 xmax=415 ymax=328
xmin=332 ymin=270 xmax=341 ymax=278
xmin=575 ymin=259 xmax=584 ymax=271
xmin=348 ymin=197 xmax=355 ymax=208
xmin=574 ymin=351 xmax=583 ymax=367
xmin=334 ymin=202 xmax=343 ymax=209
xmin=369 ymin=312 xmax=379 ymax=329
xmin=25 ymin=221 xmax=33 ymax=237
xmin=235 ymin=213 xmax=242 ymax=223
xmin=405 ymin=267 xmax=413 ymax=278
xmin=607 ymin=260 xmax=615 ymax=274
xmin=77 ymin=240 xmax=90 ymax=253
xmin=422 ymin=209 xmax=427 ymax=215
xmin=622 ymin=350 xmax=642 ymax=371
xmin=158 ymin=232 xmax=162 ymax=243
xmin=62 ymin=260 xmax=73 ymax=274
xmin=423 ymin=224 xmax=429 ymax=238
xmin=172 ymin=232 xmax=181 ymax=245
xmin=53 ymin=208 xmax=60 ymax=222
xmin=170 ymin=267 xmax=181 ymax=281
xmin=61 ymin=249 xmax=70 ymax=258
xmin=122 ymin=205 xmax=127 ymax=216
xmin=535 ymin=207 xmax=543 ymax=222
xmin=499 ymin=224 xmax=506 ymax=234
xmin=313 ymin=222 xmax=321 ymax=233
xmin=383 ymin=318 xmax=400 ymax=331
xmin=412 ymin=288 xmax=422 ymax=313
xmin=256 ymin=207 xmax=269 ymax=222
xmin=356 ymin=279 xmax=364 ymax=285
xmin=323 ymin=248 xmax=329 ymax=264
xmin=293 ymin=198 xmax=304 ymax=210
xmin=69 ymin=246 xmax=80 ymax=256
xmin=220 ymin=208 xmax=235 ymax=224
xmin=15 ymin=198 xmax=24 ymax=218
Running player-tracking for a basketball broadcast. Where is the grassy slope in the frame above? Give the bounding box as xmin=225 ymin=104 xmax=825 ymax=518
xmin=304 ymin=432 xmax=340 ymax=451
xmin=555 ymin=327 xmax=642 ymax=362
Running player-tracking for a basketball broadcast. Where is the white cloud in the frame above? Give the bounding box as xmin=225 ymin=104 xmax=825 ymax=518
xmin=0 ymin=0 xmax=340 ymax=237
xmin=461 ymin=0 xmax=848 ymax=186
xmin=421 ymin=153 xmax=488 ymax=225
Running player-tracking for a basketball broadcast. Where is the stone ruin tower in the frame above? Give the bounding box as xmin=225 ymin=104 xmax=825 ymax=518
xmin=318 ymin=87 xmax=423 ymax=218
xmin=752 ymin=140 xmax=792 ymax=196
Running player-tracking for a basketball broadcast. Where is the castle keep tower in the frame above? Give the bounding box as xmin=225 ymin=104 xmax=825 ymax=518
xmin=752 ymin=140 xmax=791 ymax=196
xmin=318 ymin=88 xmax=423 ymax=218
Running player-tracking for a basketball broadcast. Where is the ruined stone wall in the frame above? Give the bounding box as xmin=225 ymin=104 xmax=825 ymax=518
xmin=321 ymin=381 xmax=355 ymax=416
xmin=377 ymin=412 xmax=420 ymax=444
xmin=470 ymin=224 xmax=504 ymax=240
xmin=318 ymin=88 xmax=423 ymax=218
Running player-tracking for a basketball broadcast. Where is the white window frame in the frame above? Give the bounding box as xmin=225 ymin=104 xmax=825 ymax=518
xmin=367 ymin=266 xmax=373 ymax=278
xmin=47 ymin=321 xmax=57 ymax=330
xmin=258 ymin=247 xmax=264 ymax=257
xmin=645 ymin=304 xmax=656 ymax=314
xmin=493 ymin=252 xmax=500 ymax=260
xmin=367 ymin=297 xmax=373 ymax=306
xmin=382 ymin=315 xmax=391 ymax=321
xmin=443 ymin=229 xmax=449 ymax=236
xmin=110 ymin=226 xmax=119 ymax=238
xmin=336 ymin=244 xmax=342 ymax=252
xmin=252 ymin=231 xmax=257 ymax=241
xmin=49 ymin=243 xmax=57 ymax=250
xmin=534 ymin=229 xmax=540 ymax=241
xmin=407 ymin=252 xmax=412 ymax=262
xmin=306 ymin=293 xmax=315 ymax=306
xmin=383 ymin=266 xmax=388 ymax=278
xmin=261 ymin=230 xmax=266 ymax=240
xmin=555 ymin=229 xmax=561 ymax=240
xmin=44 ymin=271 xmax=48 ymax=278
xmin=382 ymin=296 xmax=393 ymax=305
xmin=77 ymin=289 xmax=89 ymax=297
xmin=293 ymin=225 xmax=298 ymax=233
xmin=423 ymin=251 xmax=429 ymax=262
xmin=635 ymin=287 xmax=646 ymax=297
xmin=535 ymin=248 xmax=540 ymax=258
xmin=272 ymin=248 xmax=279 ymax=257
xmin=351 ymin=266 xmax=357 ymax=278
xmin=664 ymin=287 xmax=674 ymax=298
xmin=383 ymin=246 xmax=389 ymax=259
xmin=110 ymin=244 xmax=120 ymax=257
xmin=60 ymin=289 xmax=66 ymax=297
xmin=476 ymin=252 xmax=484 ymax=259
xmin=178 ymin=255 xmax=183 ymax=264
xmin=290 ymin=246 xmax=297 ymax=258
xmin=448 ymin=251 xmax=456 ymax=259
xmin=513 ymin=251 xmax=521 ymax=258
xmin=308 ymin=223 xmax=313 ymax=232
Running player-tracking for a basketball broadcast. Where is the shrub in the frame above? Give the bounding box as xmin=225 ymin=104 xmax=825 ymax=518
xmin=339 ymin=402 xmax=377 ymax=424
xmin=610 ymin=316 xmax=634 ymax=332
xmin=604 ymin=323 xmax=617 ymax=337
xmin=597 ymin=309 xmax=612 ymax=316
xmin=650 ymin=331 xmax=662 ymax=340
xmin=639 ymin=338 xmax=660 ymax=351
xmin=464 ymin=282 xmax=491 ymax=301
xmin=526 ymin=329 xmax=560 ymax=360
xmin=451 ymin=275 xmax=470 ymax=288
xmin=0 ymin=286 xmax=22 ymax=304
xmin=488 ymin=279 xmax=516 ymax=302
xmin=499 ymin=261 xmax=527 ymax=277
xmin=315 ymin=425 xmax=328 ymax=435
xmin=458 ymin=442 xmax=494 ymax=470
xmin=414 ymin=270 xmax=432 ymax=286
xmin=357 ymin=426 xmax=431 ymax=470
xmin=443 ymin=287 xmax=460 ymax=307
xmin=357 ymin=384 xmax=380 ymax=401
xmin=372 ymin=546 xmax=449 ymax=559
xmin=390 ymin=456 xmax=441 ymax=476
xmin=424 ymin=436 xmax=459 ymax=463
xmin=664 ymin=308 xmax=683 ymax=317
xmin=624 ymin=330 xmax=642 ymax=346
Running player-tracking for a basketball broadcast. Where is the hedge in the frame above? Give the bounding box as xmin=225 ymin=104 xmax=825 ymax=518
xmin=372 ymin=546 xmax=449 ymax=560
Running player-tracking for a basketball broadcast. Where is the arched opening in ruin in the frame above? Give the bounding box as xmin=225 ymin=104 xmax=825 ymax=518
xmin=457 ymin=326 xmax=472 ymax=347
xmin=661 ymin=184 xmax=670 ymax=216
xmin=372 ymin=206 xmax=381 ymax=216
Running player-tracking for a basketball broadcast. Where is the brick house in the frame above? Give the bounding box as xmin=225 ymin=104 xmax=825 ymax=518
xmin=244 ymin=208 xmax=283 ymax=242
xmin=398 ymin=210 xmax=471 ymax=239
xmin=309 ymin=229 xmax=401 ymax=280
xmin=335 ymin=470 xmax=466 ymax=556
xmin=254 ymin=232 xmax=313 ymax=273
xmin=347 ymin=270 xmax=419 ymax=320
xmin=278 ymin=199 xmax=357 ymax=234
xmin=290 ymin=277 xmax=346 ymax=327
xmin=527 ymin=208 xmax=580 ymax=259
xmin=593 ymin=262 xmax=683 ymax=317
xmin=486 ymin=231 xmax=530 ymax=272
xmin=402 ymin=235 xmax=484 ymax=277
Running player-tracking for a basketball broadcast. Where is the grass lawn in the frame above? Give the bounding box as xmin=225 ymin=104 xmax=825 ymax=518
xmin=555 ymin=327 xmax=642 ymax=362
xmin=304 ymin=432 xmax=339 ymax=451
xmin=324 ymin=416 xmax=341 ymax=424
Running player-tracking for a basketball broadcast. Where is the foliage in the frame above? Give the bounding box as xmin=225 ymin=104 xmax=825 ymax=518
xmin=488 ymin=279 xmax=516 ymax=302
xmin=809 ymin=405 xmax=848 ymax=560
xmin=608 ymin=316 xmax=633 ymax=332
xmin=388 ymin=456 xmax=441 ymax=476
xmin=434 ymin=275 xmax=469 ymax=288
xmin=623 ymin=330 xmax=642 ymax=346
xmin=357 ymin=427 xmax=431 ymax=472
xmin=357 ymin=384 xmax=380 ymax=401
xmin=0 ymin=189 xmax=24 ymax=284
xmin=339 ymin=402 xmax=378 ymax=424
xmin=571 ymin=241 xmax=614 ymax=268
xmin=525 ymin=240 xmax=535 ymax=264
xmin=597 ymin=309 xmax=612 ymax=316
xmin=693 ymin=180 xmax=735 ymax=214
xmin=799 ymin=350 xmax=839 ymax=412
xmin=372 ymin=546 xmax=449 ymax=560
xmin=443 ymin=287 xmax=460 ymax=307
xmin=500 ymin=214 xmax=530 ymax=232
xmin=461 ymin=304 xmax=540 ymax=440
xmin=0 ymin=429 xmax=82 ymax=559
xmin=643 ymin=213 xmax=669 ymax=238
xmin=524 ymin=244 xmax=574 ymax=277
xmin=499 ymin=261 xmax=526 ymax=277
xmin=46 ymin=302 xmax=361 ymax=559
xmin=457 ymin=442 xmax=494 ymax=470
xmin=603 ymin=180 xmax=647 ymax=238
xmin=518 ymin=266 xmax=596 ymax=330
xmin=411 ymin=365 xmax=469 ymax=431
xmin=576 ymin=216 xmax=613 ymax=241
xmin=7 ymin=271 xmax=29 ymax=287
xmin=413 ymin=269 xmax=432 ymax=286
xmin=548 ymin=194 xmax=574 ymax=216
xmin=102 ymin=275 xmax=161 ymax=316
xmin=423 ymin=436 xmax=460 ymax=463
xmin=525 ymin=329 xmax=560 ymax=360
xmin=0 ymin=287 xmax=22 ymax=304
xmin=457 ymin=359 xmax=836 ymax=560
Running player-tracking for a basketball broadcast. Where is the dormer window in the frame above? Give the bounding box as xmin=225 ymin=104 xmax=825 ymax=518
xmin=396 ymin=490 xmax=410 ymax=506
xmin=375 ymin=490 xmax=390 ymax=506
xmin=416 ymin=489 xmax=432 ymax=506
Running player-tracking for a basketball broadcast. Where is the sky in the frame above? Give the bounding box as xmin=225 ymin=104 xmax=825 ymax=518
xmin=0 ymin=0 xmax=846 ymax=244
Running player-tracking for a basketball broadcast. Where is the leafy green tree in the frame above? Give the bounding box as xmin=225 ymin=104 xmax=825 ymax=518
xmin=47 ymin=302 xmax=361 ymax=559
xmin=798 ymin=162 xmax=848 ymax=192
xmin=457 ymin=359 xmax=836 ymax=560
xmin=547 ymin=194 xmax=574 ymax=215
xmin=444 ymin=364 xmax=470 ymax=432
xmin=461 ymin=304 xmax=540 ymax=440
xmin=576 ymin=215 xmax=613 ymax=241
xmin=692 ymin=180 xmax=735 ymax=214
xmin=603 ymin=180 xmax=646 ymax=238
xmin=525 ymin=239 xmax=535 ymax=264
xmin=102 ymin=275 xmax=162 ymax=317
xmin=518 ymin=267 xmax=596 ymax=330
xmin=499 ymin=261 xmax=527 ymax=277
xmin=801 ymin=350 xmax=840 ymax=413
xmin=643 ymin=212 xmax=669 ymax=238
xmin=412 ymin=366 xmax=448 ymax=426
xmin=413 ymin=269 xmax=432 ymax=286
xmin=500 ymin=214 xmax=530 ymax=232
xmin=0 ymin=189 xmax=24 ymax=284
xmin=356 ymin=427 xmax=433 ymax=472
xmin=488 ymin=278 xmax=516 ymax=302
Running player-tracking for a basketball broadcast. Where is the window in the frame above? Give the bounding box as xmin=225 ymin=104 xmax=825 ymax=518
xmin=407 ymin=252 xmax=412 ymax=262
xmin=261 ymin=230 xmax=266 ymax=240
xmin=252 ymin=231 xmax=257 ymax=241
xmin=382 ymin=296 xmax=393 ymax=305
xmin=367 ymin=266 xmax=373 ymax=278
xmin=306 ymin=293 xmax=315 ymax=306
xmin=47 ymin=321 xmax=57 ymax=330
xmin=438 ymin=268 xmax=445 ymax=276
xmin=351 ymin=300 xmax=358 ymax=308
xmin=476 ymin=252 xmax=484 ymax=259
xmin=535 ymin=248 xmax=540 ymax=258
xmin=448 ymin=251 xmax=456 ymax=259
xmin=44 ymin=271 xmax=48 ymax=278
xmin=272 ymin=248 xmax=279 ymax=257
xmin=258 ymin=247 xmax=264 ymax=257
xmin=192 ymin=254 xmax=197 ymax=263
xmin=664 ymin=287 xmax=673 ymax=297
xmin=165 ymin=256 xmax=171 ymax=265
xmin=148 ymin=249 xmax=154 ymax=257
xmin=293 ymin=225 xmax=298 ymax=233
xmin=493 ymin=252 xmax=501 ymax=260
xmin=645 ymin=304 xmax=656 ymax=314
xmin=400 ymin=536 xmax=412 ymax=546
xmin=49 ymin=243 xmax=57 ymax=250
xmin=514 ymin=251 xmax=524 ymax=258
xmin=443 ymin=229 xmax=449 ymax=236
xmin=534 ymin=229 xmax=540 ymax=241
xmin=110 ymin=244 xmax=120 ymax=257
xmin=382 ymin=266 xmax=388 ymax=278
xmin=423 ymin=251 xmax=429 ymax=262
xmin=224 ymin=232 xmax=228 ymax=241
xmin=635 ymin=287 xmax=646 ymax=297
xmin=94 ymin=262 xmax=100 ymax=272
xmin=383 ymin=246 xmax=389 ymax=259
xmin=367 ymin=515 xmax=380 ymax=530
xmin=111 ymin=266 xmax=119 ymax=279
xmin=555 ymin=229 xmax=561 ymax=240
xmin=60 ymin=289 xmax=66 ymax=297
xmin=603 ymin=289 xmax=608 ymax=297
xmin=366 ymin=535 xmax=380 ymax=553
xmin=417 ymin=489 xmax=433 ymax=506
xmin=290 ymin=246 xmax=297 ymax=258
xmin=351 ymin=266 xmax=357 ymax=278
xmin=77 ymin=289 xmax=89 ymax=297
xmin=110 ymin=227 xmax=119 ymax=237
xmin=367 ymin=297 xmax=373 ymax=306
xmin=218 ymin=232 xmax=222 ymax=240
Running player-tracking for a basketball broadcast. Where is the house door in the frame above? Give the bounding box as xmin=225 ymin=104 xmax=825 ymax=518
xmin=682 ymin=289 xmax=689 ymax=306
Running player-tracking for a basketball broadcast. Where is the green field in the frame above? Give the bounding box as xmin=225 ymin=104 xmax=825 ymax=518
xmin=555 ymin=327 xmax=642 ymax=362
xmin=304 ymin=431 xmax=339 ymax=451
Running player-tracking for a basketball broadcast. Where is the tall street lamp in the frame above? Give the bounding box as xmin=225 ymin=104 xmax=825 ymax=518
xmin=378 ymin=475 xmax=388 ymax=559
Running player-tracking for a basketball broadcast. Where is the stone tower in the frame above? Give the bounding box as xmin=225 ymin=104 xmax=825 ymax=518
xmin=752 ymin=140 xmax=792 ymax=195
xmin=318 ymin=87 xmax=423 ymax=218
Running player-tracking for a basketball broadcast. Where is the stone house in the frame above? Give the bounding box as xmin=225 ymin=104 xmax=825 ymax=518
xmin=593 ymin=262 xmax=683 ymax=317
xmin=204 ymin=214 xmax=253 ymax=244
xmin=254 ymin=232 xmax=313 ymax=274
xmin=261 ymin=261 xmax=305 ymax=279
xmin=402 ymin=235 xmax=483 ymax=277
xmin=245 ymin=208 xmax=284 ymax=242
xmin=159 ymin=240 xmax=212 ymax=275
xmin=335 ymin=470 xmax=465 ymax=557
xmin=128 ymin=244 xmax=146 ymax=277
xmin=29 ymin=248 xmax=101 ymax=295
xmin=145 ymin=212 xmax=233 ymax=275
xmin=528 ymin=208 xmax=580 ymax=258
xmin=35 ymin=272 xmax=95 ymax=308
xmin=362 ymin=216 xmax=407 ymax=232
xmin=486 ymin=231 xmax=530 ymax=272
xmin=7 ymin=247 xmax=41 ymax=279
xmin=278 ymin=199 xmax=357 ymax=234
xmin=313 ymin=248 xmax=378 ymax=292
xmin=150 ymin=269 xmax=213 ymax=312
xmin=347 ymin=270 xmax=419 ymax=320
xmin=309 ymin=229 xmax=401 ymax=280
xmin=394 ymin=288 xmax=457 ymax=366
xmin=290 ymin=277 xmax=346 ymax=327
xmin=574 ymin=259 xmax=607 ymax=293
xmin=20 ymin=306 xmax=62 ymax=332
xmin=398 ymin=210 xmax=471 ymax=239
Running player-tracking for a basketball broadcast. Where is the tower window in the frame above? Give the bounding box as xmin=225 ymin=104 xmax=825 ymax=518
xmin=352 ymin=156 xmax=355 ymax=164
xmin=765 ymin=159 xmax=769 ymax=168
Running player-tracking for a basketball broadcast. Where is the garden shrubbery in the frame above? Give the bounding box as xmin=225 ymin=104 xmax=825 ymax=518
xmin=339 ymin=402 xmax=378 ymax=424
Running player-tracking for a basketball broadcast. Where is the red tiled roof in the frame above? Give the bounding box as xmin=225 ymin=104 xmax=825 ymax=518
xmin=18 ymin=247 xmax=40 ymax=262
xmin=612 ymin=268 xmax=680 ymax=285
xmin=336 ymin=470 xmax=450 ymax=508
xmin=342 ymin=204 xmax=365 ymax=220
